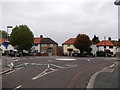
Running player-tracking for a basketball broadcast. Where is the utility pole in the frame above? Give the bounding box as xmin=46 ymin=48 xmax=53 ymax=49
xmin=5 ymin=26 xmax=13 ymax=67
xmin=114 ymin=0 xmax=120 ymax=57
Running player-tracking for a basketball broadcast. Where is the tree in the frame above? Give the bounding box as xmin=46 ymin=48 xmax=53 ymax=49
xmin=92 ymin=35 xmax=100 ymax=44
xmin=0 ymin=30 xmax=8 ymax=39
xmin=9 ymin=25 xmax=34 ymax=51
xmin=74 ymin=34 xmax=92 ymax=55
xmin=118 ymin=38 xmax=120 ymax=42
xmin=108 ymin=37 xmax=111 ymax=41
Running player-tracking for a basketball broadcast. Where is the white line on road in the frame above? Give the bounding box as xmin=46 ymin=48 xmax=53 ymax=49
xmin=56 ymin=58 xmax=76 ymax=61
xmin=6 ymin=67 xmax=23 ymax=75
xmin=32 ymin=69 xmax=48 ymax=80
xmin=31 ymin=63 xmax=36 ymax=65
xmin=50 ymin=64 xmax=64 ymax=69
xmin=14 ymin=59 xmax=21 ymax=62
xmin=22 ymin=58 xmax=26 ymax=59
xmin=13 ymin=85 xmax=22 ymax=90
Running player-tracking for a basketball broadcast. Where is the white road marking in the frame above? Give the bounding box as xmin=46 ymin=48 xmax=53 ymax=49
xmin=14 ymin=59 xmax=21 ymax=61
xmin=109 ymin=64 xmax=115 ymax=68
xmin=109 ymin=62 xmax=118 ymax=68
xmin=31 ymin=63 xmax=36 ymax=65
xmin=24 ymin=63 xmax=29 ymax=66
xmin=48 ymin=60 xmax=52 ymax=62
xmin=50 ymin=64 xmax=64 ymax=69
xmin=32 ymin=64 xmax=55 ymax=80
xmin=49 ymin=68 xmax=56 ymax=71
xmin=14 ymin=64 xmax=25 ymax=68
xmin=87 ymin=59 xmax=90 ymax=61
xmin=6 ymin=67 xmax=23 ymax=75
xmin=56 ymin=58 xmax=76 ymax=61
xmin=48 ymin=64 xmax=50 ymax=68
xmin=66 ymin=64 xmax=77 ymax=68
xmin=32 ymin=69 xmax=48 ymax=80
xmin=36 ymin=63 xmax=42 ymax=65
xmin=22 ymin=58 xmax=26 ymax=59
xmin=13 ymin=85 xmax=22 ymax=90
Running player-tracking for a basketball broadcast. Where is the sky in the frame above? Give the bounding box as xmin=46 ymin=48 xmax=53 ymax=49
xmin=0 ymin=0 xmax=119 ymax=45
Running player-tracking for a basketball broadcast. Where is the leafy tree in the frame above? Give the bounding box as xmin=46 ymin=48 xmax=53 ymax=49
xmin=108 ymin=37 xmax=111 ymax=41
xmin=9 ymin=25 xmax=34 ymax=51
xmin=74 ymin=34 xmax=92 ymax=55
xmin=0 ymin=30 xmax=8 ymax=39
xmin=92 ymin=35 xmax=100 ymax=44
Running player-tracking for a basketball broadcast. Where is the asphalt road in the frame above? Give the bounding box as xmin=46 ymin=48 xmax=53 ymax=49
xmin=2 ymin=56 xmax=118 ymax=89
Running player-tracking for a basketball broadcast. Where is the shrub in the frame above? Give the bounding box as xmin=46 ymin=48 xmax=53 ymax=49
xmin=97 ymin=51 xmax=105 ymax=57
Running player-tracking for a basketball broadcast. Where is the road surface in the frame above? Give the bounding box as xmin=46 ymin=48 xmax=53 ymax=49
xmin=2 ymin=56 xmax=118 ymax=89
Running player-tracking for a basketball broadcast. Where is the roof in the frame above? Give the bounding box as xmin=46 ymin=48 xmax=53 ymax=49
xmin=96 ymin=40 xmax=118 ymax=46
xmin=34 ymin=38 xmax=41 ymax=44
xmin=63 ymin=38 xmax=76 ymax=44
xmin=111 ymin=41 xmax=120 ymax=46
xmin=0 ymin=39 xmax=8 ymax=44
xmin=40 ymin=38 xmax=58 ymax=44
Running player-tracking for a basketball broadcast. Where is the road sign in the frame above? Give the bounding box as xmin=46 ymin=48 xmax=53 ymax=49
xmin=2 ymin=41 xmax=9 ymax=48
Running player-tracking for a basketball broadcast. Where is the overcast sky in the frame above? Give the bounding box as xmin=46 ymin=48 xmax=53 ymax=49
xmin=1 ymin=0 xmax=118 ymax=45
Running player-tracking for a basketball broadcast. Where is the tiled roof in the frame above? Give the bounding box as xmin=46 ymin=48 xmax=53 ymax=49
xmin=63 ymin=38 xmax=76 ymax=44
xmin=0 ymin=39 xmax=8 ymax=44
xmin=96 ymin=40 xmax=114 ymax=46
xmin=40 ymin=38 xmax=58 ymax=44
xmin=34 ymin=38 xmax=41 ymax=44
xmin=111 ymin=41 xmax=120 ymax=46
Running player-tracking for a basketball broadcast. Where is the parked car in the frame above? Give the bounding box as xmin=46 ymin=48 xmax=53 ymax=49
xmin=8 ymin=50 xmax=16 ymax=57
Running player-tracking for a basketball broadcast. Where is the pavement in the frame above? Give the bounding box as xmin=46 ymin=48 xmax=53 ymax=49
xmin=93 ymin=61 xmax=119 ymax=88
xmin=1 ymin=56 xmax=119 ymax=89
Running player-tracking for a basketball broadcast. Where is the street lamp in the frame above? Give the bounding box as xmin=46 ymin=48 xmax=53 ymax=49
xmin=5 ymin=26 xmax=13 ymax=67
xmin=7 ymin=26 xmax=13 ymax=41
xmin=114 ymin=0 xmax=120 ymax=5
xmin=114 ymin=0 xmax=120 ymax=57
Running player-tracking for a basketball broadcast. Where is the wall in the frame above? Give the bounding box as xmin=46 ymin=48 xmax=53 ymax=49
xmin=63 ymin=44 xmax=80 ymax=54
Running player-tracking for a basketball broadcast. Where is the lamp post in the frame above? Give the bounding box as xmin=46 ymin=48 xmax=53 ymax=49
xmin=5 ymin=26 xmax=13 ymax=67
xmin=114 ymin=0 xmax=120 ymax=57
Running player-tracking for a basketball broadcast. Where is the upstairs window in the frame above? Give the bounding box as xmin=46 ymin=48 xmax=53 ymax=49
xmin=41 ymin=44 xmax=47 ymax=47
xmin=67 ymin=44 xmax=70 ymax=47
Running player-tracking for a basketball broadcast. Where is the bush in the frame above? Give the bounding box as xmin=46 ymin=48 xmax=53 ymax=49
xmin=37 ymin=52 xmax=41 ymax=56
xmin=97 ymin=51 xmax=105 ymax=57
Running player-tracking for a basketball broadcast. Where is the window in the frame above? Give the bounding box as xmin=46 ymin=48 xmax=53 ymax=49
xmin=50 ymin=44 xmax=53 ymax=47
xmin=41 ymin=44 xmax=47 ymax=47
xmin=34 ymin=50 xmax=38 ymax=53
xmin=34 ymin=44 xmax=38 ymax=46
xmin=41 ymin=50 xmax=47 ymax=54
xmin=109 ymin=46 xmax=113 ymax=49
xmin=67 ymin=44 xmax=70 ymax=47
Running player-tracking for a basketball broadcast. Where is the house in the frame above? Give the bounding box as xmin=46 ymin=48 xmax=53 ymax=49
xmin=31 ymin=38 xmax=41 ymax=53
xmin=32 ymin=35 xmax=58 ymax=56
xmin=62 ymin=38 xmax=98 ymax=56
xmin=62 ymin=38 xmax=80 ymax=56
xmin=96 ymin=40 xmax=120 ymax=56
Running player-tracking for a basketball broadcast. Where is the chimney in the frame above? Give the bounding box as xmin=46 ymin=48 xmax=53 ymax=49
xmin=40 ymin=35 xmax=43 ymax=38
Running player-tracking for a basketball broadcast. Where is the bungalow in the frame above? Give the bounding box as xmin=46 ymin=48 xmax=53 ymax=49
xmin=96 ymin=40 xmax=120 ymax=56
xmin=32 ymin=35 xmax=58 ymax=56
